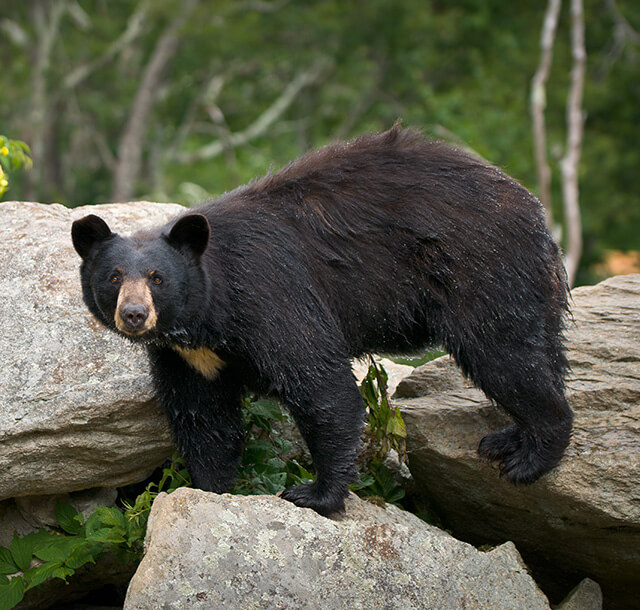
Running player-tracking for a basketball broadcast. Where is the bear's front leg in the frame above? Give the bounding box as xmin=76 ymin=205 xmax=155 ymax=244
xmin=280 ymin=366 xmax=366 ymax=517
xmin=148 ymin=346 xmax=244 ymax=493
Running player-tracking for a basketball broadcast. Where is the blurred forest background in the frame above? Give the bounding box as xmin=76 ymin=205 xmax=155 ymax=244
xmin=1 ymin=0 xmax=638 ymax=286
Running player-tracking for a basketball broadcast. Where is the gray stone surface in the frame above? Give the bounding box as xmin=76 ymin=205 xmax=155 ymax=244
xmin=0 ymin=201 xmax=178 ymax=501
xmin=125 ymin=488 xmax=551 ymax=609
xmin=394 ymin=274 xmax=640 ymax=608
xmin=555 ymin=578 xmax=603 ymax=610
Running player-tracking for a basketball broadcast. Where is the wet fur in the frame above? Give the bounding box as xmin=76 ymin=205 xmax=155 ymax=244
xmin=72 ymin=127 xmax=573 ymax=516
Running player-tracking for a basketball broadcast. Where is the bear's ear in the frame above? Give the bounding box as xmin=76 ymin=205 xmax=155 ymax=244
xmin=168 ymin=214 xmax=210 ymax=258
xmin=71 ymin=215 xmax=113 ymax=260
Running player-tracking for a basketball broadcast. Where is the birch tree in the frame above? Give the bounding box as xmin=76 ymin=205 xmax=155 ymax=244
xmin=531 ymin=0 xmax=586 ymax=286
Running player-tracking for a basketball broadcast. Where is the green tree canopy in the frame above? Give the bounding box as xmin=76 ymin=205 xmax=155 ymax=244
xmin=1 ymin=0 xmax=638 ymax=284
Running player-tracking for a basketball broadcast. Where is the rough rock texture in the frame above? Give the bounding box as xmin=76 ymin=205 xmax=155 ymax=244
xmin=555 ymin=579 xmax=603 ymax=610
xmin=0 ymin=201 xmax=177 ymax=501
xmin=125 ymin=488 xmax=551 ymax=609
xmin=394 ymin=274 xmax=640 ymax=609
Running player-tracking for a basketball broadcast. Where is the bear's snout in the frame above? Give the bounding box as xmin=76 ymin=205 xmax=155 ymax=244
xmin=113 ymin=278 xmax=158 ymax=335
xmin=120 ymin=304 xmax=148 ymax=332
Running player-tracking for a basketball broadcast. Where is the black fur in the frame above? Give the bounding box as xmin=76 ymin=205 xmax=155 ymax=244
xmin=72 ymin=127 xmax=572 ymax=516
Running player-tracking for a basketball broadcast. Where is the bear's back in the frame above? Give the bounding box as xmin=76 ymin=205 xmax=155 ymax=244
xmin=187 ymin=128 xmax=561 ymax=357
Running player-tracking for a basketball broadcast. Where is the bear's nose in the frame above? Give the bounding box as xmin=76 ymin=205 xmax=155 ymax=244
xmin=121 ymin=304 xmax=148 ymax=331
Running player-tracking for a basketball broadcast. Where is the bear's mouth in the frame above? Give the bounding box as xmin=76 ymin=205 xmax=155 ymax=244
xmin=115 ymin=325 xmax=159 ymax=344
xmin=118 ymin=326 xmax=151 ymax=337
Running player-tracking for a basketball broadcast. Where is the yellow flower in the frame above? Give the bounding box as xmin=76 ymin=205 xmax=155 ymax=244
xmin=0 ymin=178 xmax=8 ymax=187
xmin=0 ymin=146 xmax=8 ymax=156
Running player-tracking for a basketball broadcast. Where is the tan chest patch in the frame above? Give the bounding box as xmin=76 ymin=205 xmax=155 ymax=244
xmin=172 ymin=346 xmax=225 ymax=380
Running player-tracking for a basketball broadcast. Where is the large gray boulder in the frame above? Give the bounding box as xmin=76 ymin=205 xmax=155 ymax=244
xmin=394 ymin=274 xmax=640 ymax=608
xmin=125 ymin=488 xmax=552 ymax=609
xmin=0 ymin=201 xmax=177 ymax=501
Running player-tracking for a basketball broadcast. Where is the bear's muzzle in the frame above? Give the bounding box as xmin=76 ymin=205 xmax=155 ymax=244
xmin=114 ymin=278 xmax=158 ymax=335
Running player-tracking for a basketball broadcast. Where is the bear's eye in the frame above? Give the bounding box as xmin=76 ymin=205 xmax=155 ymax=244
xmin=151 ymin=274 xmax=163 ymax=285
xmin=109 ymin=273 xmax=121 ymax=285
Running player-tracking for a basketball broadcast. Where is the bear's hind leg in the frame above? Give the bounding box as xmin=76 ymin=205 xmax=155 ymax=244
xmin=452 ymin=338 xmax=572 ymax=484
xmin=280 ymin=366 xmax=366 ymax=516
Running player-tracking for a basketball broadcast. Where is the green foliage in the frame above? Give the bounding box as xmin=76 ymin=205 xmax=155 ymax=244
xmin=0 ymin=578 xmax=23 ymax=610
xmin=121 ymin=454 xmax=192 ymax=553
xmin=350 ymin=462 xmax=406 ymax=508
xmin=353 ymin=359 xmax=408 ymax=507
xmin=391 ymin=349 xmax=446 ymax=369
xmin=359 ymin=359 xmax=407 ymax=463
xmin=0 ymin=455 xmax=189 ymax=610
xmin=0 ymin=136 xmax=31 ymax=196
xmin=231 ymin=368 xmax=410 ymax=507
xmin=232 ymin=397 xmax=314 ymax=496
xmin=2 ymin=1 xmax=638 ymax=278
xmin=0 ymin=364 xmax=418 ymax=607
xmin=0 ymin=513 xmax=101 ymax=609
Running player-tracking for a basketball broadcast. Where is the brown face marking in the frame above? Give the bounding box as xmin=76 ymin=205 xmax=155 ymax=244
xmin=114 ymin=278 xmax=158 ymax=334
xmin=172 ymin=346 xmax=226 ymax=380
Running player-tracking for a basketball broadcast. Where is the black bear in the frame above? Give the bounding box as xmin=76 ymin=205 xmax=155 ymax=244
xmin=72 ymin=127 xmax=572 ymax=516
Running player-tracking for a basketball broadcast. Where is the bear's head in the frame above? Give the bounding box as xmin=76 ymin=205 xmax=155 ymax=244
xmin=71 ymin=213 xmax=210 ymax=342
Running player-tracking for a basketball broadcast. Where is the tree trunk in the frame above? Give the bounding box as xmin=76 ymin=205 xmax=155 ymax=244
xmin=111 ymin=1 xmax=197 ymax=202
xmin=561 ymin=0 xmax=586 ymax=286
xmin=530 ymin=0 xmax=562 ymax=226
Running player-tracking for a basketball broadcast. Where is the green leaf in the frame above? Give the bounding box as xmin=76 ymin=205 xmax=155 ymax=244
xmin=34 ymin=537 xmax=84 ymax=563
xmin=24 ymin=562 xmax=65 ymax=591
xmin=85 ymin=528 xmax=124 ymax=544
xmin=386 ymin=408 xmax=406 ymax=438
xmin=273 ymin=437 xmax=292 ymax=454
xmin=33 ymin=543 xmax=65 ymax=564
xmin=10 ymin=535 xmax=33 ymax=573
xmin=0 ymin=576 xmax=24 ymax=610
xmin=359 ymin=376 xmax=378 ymax=407
xmin=64 ymin=543 xmax=97 ymax=570
xmin=266 ymin=457 xmax=286 ymax=470
xmin=289 ymin=459 xmax=314 ymax=482
xmin=83 ymin=512 xmax=103 ymax=537
xmin=55 ymin=502 xmax=83 ymax=535
xmin=0 ymin=548 xmax=18 ymax=576
xmin=349 ymin=472 xmax=375 ymax=491
xmin=385 ymin=487 xmax=405 ymax=505
xmin=51 ymin=565 xmax=73 ymax=581
xmin=21 ymin=530 xmax=59 ymax=548
xmin=247 ymin=398 xmax=284 ymax=423
xmin=83 ymin=508 xmax=127 ymax=545
xmin=165 ymin=468 xmax=191 ymax=492
xmin=93 ymin=507 xmax=127 ymax=530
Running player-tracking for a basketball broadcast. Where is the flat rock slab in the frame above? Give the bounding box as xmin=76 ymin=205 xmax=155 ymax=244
xmin=0 ymin=201 xmax=179 ymax=500
xmin=394 ymin=274 xmax=640 ymax=608
xmin=125 ymin=488 xmax=551 ymax=609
